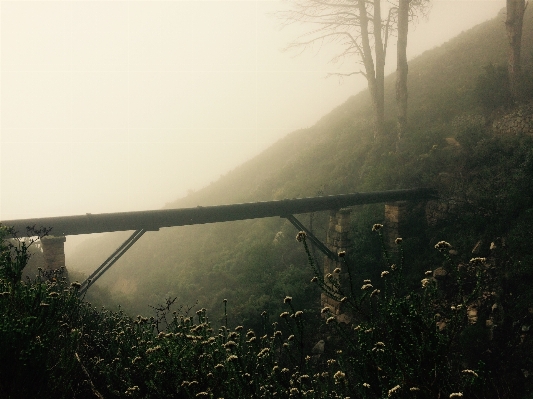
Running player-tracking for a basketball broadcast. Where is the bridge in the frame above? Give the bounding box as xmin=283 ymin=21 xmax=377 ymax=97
xmin=1 ymin=187 xmax=436 ymax=298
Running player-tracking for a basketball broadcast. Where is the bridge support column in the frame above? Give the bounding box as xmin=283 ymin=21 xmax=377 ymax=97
xmin=41 ymin=236 xmax=66 ymax=271
xmin=384 ymin=202 xmax=408 ymax=249
xmin=322 ymin=209 xmax=352 ymax=322
xmin=384 ymin=200 xmax=428 ymax=250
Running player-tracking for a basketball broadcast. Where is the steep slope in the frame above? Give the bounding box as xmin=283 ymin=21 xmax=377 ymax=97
xmin=69 ymin=8 xmax=533 ymax=325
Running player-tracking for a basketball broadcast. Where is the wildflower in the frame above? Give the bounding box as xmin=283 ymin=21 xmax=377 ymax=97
xmin=363 ymin=383 xmax=371 ymax=388
xmin=425 ymin=270 xmax=433 ymax=276
xmin=462 ymin=369 xmax=479 ymax=378
xmin=327 ymin=359 xmax=336 ymax=366
xmin=280 ymin=311 xmax=290 ymax=318
xmin=370 ymin=289 xmax=380 ymax=298
xmin=70 ymin=281 xmax=81 ymax=289
xmin=326 ymin=316 xmax=336 ymax=324
xmin=214 ymin=363 xmax=224 ymax=370
xmin=146 ymin=345 xmax=161 ymax=355
xmin=48 ymin=292 xmax=59 ymax=297
xmin=434 ymin=241 xmax=452 ymax=251
xmin=354 ymin=325 xmax=361 ymax=331
xmin=364 ymin=279 xmax=371 ymax=283
xmin=274 ymin=330 xmax=282 ymax=337
xmin=228 ymin=331 xmax=239 ymax=340
xmin=296 ymin=231 xmax=307 ymax=242
xmin=338 ymin=250 xmax=346 ymax=258
xmin=284 ymin=296 xmax=292 ymax=304
xmin=246 ymin=330 xmax=255 ymax=338
xmin=40 ymin=302 xmax=49 ymax=307
xmin=388 ymin=385 xmax=401 ymax=397
xmin=326 ymin=273 xmax=333 ymax=279
xmin=372 ymin=224 xmax=383 ymax=232
xmin=449 ymin=394 xmax=463 ymax=398
xmin=361 ymin=283 xmax=373 ymax=290
xmin=235 ymin=325 xmax=243 ymax=331
xmin=227 ymin=355 xmax=238 ymax=362
xmin=375 ymin=341 xmax=385 ymax=347
xmin=321 ymin=307 xmax=331 ymax=314
xmin=272 ymin=365 xmax=279 ymax=372
xmin=391 ymin=264 xmax=397 ymax=270
xmin=196 ymin=392 xmax=209 ymax=397
xmin=381 ymin=271 xmax=389 ymax=277
xmin=132 ymin=356 xmax=141 ymax=364
xmin=290 ymin=388 xmax=299 ymax=395
xmin=247 ymin=336 xmax=257 ymax=343
xmin=470 ymin=257 xmax=487 ymax=264
xmin=340 ymin=297 xmax=348 ymax=303
xmin=294 ymin=310 xmax=303 ymax=318
xmin=334 ymin=371 xmax=346 ymax=383
xmin=288 ymin=334 xmax=295 ymax=341
xmin=333 ymin=267 xmax=341 ymax=274
xmin=281 ymin=368 xmax=289 ymax=373
xmin=223 ymin=340 xmax=237 ymax=349
xmin=410 ymin=387 xmax=420 ymax=391
xmin=395 ymin=237 xmax=403 ymax=244
xmin=421 ymin=278 xmax=431 ymax=288
xmin=311 ymin=276 xmax=318 ymax=283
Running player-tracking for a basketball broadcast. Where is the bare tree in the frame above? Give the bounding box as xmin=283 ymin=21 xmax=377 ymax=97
xmin=279 ymin=0 xmax=429 ymax=141
xmin=278 ymin=0 xmax=394 ymax=139
xmin=505 ymin=0 xmax=528 ymax=100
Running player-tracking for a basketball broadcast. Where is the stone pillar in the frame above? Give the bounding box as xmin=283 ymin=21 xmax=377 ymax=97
xmin=40 ymin=236 xmax=66 ymax=271
xmin=384 ymin=200 xmax=428 ymax=250
xmin=384 ymin=201 xmax=408 ymax=249
xmin=322 ymin=209 xmax=352 ymax=321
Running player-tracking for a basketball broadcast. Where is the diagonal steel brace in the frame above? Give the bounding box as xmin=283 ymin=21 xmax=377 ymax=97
xmin=78 ymin=229 xmax=146 ymax=296
xmin=283 ymin=215 xmax=338 ymax=261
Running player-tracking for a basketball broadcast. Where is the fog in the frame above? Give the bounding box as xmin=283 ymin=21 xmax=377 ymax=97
xmin=1 ymin=0 xmax=504 ymax=226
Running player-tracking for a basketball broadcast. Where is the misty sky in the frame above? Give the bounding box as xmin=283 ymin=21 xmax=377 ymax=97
xmin=1 ymin=0 xmax=505 ymax=221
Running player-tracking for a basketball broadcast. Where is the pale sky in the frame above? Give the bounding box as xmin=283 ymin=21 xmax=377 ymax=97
xmin=1 ymin=0 xmax=505 ymax=222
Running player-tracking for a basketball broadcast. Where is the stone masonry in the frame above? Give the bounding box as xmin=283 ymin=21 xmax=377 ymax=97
xmin=322 ymin=209 xmax=352 ymax=322
xmin=40 ymin=235 xmax=66 ymax=271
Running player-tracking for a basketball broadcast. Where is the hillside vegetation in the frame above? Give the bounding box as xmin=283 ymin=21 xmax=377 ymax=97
xmin=66 ymin=8 xmax=533 ymax=332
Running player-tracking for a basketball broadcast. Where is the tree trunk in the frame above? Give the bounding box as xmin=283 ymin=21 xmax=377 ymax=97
xmin=357 ymin=0 xmax=383 ymax=139
xmin=373 ymin=0 xmax=386 ymax=139
xmin=506 ymin=0 xmax=526 ymax=100
xmin=396 ymin=0 xmax=409 ymax=149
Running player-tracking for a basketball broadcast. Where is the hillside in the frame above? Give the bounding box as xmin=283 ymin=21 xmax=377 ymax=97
xmin=69 ymin=7 xmax=533 ymax=328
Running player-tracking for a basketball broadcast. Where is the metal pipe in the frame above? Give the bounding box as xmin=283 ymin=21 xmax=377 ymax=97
xmin=1 ymin=188 xmax=437 ymax=237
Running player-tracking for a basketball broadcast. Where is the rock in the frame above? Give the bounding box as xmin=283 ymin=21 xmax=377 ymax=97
xmin=312 ymin=340 xmax=325 ymax=355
